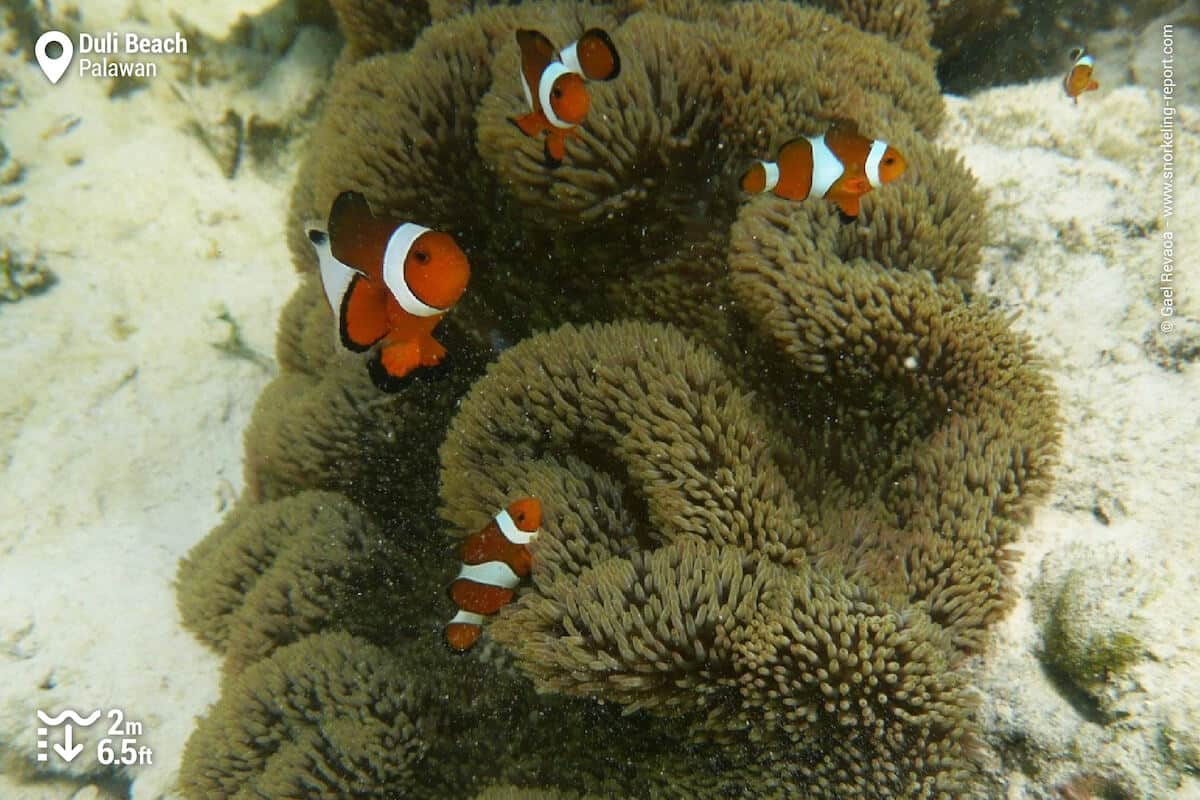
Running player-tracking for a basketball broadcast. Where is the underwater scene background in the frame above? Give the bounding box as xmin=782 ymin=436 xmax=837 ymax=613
xmin=0 ymin=0 xmax=1197 ymax=798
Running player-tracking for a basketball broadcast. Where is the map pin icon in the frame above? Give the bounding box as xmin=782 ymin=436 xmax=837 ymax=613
xmin=35 ymin=31 xmax=73 ymax=84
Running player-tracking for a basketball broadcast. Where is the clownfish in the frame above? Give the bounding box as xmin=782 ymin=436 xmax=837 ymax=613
xmin=306 ymin=191 xmax=470 ymax=385
xmin=445 ymin=497 xmax=543 ymax=652
xmin=739 ymin=119 xmax=907 ymax=221
xmin=511 ymin=28 xmax=620 ymax=166
xmin=1063 ymin=47 xmax=1099 ymax=104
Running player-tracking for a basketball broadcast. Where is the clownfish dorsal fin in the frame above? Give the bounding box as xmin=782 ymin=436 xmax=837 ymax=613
xmin=326 ymin=191 xmax=399 ymax=275
xmin=516 ymin=29 xmax=559 ymax=111
xmin=1069 ymin=46 xmax=1085 ymax=62
xmin=826 ymin=117 xmax=863 ymax=141
xmin=517 ymin=29 xmax=558 ymax=68
xmin=328 ymin=191 xmax=373 ymax=245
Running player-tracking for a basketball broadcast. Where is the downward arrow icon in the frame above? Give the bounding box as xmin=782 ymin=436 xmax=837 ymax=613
xmin=53 ymin=725 xmax=84 ymax=762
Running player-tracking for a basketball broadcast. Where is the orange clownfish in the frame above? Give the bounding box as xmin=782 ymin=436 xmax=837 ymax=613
xmin=306 ymin=191 xmax=470 ymax=386
xmin=740 ymin=119 xmax=907 ymax=220
xmin=511 ymin=28 xmax=620 ymax=166
xmin=1063 ymin=47 xmax=1099 ymax=104
xmin=445 ymin=497 xmax=543 ymax=652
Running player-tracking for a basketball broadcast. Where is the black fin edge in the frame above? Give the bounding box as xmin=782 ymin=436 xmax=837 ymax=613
xmin=339 ymin=274 xmax=379 ymax=354
xmin=366 ymin=349 xmax=456 ymax=393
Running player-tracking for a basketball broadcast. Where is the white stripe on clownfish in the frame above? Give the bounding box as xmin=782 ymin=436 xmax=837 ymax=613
xmin=449 ymin=609 xmax=485 ymax=626
xmin=538 ymin=61 xmax=577 ymax=129
xmin=381 ymin=222 xmax=445 ymax=318
xmin=456 ymin=560 xmax=521 ymax=589
xmin=496 ymin=509 xmax=537 ymax=544
xmin=760 ymin=161 xmax=780 ymax=193
xmin=520 ymin=69 xmax=533 ymax=112
xmin=559 ymin=41 xmax=582 ymax=76
xmin=865 ymin=140 xmax=889 ymax=189
xmin=809 ymin=134 xmax=844 ymax=199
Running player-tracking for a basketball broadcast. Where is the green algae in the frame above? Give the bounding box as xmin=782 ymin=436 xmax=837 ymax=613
xmin=1038 ymin=566 xmax=1146 ymax=715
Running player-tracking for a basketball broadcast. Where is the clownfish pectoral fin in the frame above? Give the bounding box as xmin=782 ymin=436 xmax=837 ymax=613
xmin=1088 ymin=79 xmax=1099 ymax=92
xmin=340 ymin=274 xmax=390 ymax=352
xmin=834 ymin=194 xmax=861 ymax=220
xmin=573 ymin=28 xmax=620 ymax=81
xmin=511 ymin=111 xmax=547 ymax=139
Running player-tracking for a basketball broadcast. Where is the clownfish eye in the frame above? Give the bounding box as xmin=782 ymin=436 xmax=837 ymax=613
xmin=552 ymin=87 xmax=563 ymax=99
xmin=414 ymin=249 xmax=430 ymax=264
xmin=515 ymin=512 xmax=526 ymax=523
xmin=884 ymin=157 xmax=895 ymax=165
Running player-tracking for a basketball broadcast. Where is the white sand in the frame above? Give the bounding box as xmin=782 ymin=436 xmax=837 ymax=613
xmin=943 ymin=81 xmax=1200 ymax=797
xmin=0 ymin=6 xmax=1197 ymax=800
xmin=0 ymin=5 xmax=298 ymax=798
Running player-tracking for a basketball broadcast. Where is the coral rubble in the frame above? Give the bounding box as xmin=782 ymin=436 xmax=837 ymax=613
xmin=176 ymin=1 xmax=1060 ymax=797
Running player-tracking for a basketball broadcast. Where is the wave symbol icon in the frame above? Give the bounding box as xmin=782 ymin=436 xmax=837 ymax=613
xmin=36 ymin=709 xmax=101 ymax=727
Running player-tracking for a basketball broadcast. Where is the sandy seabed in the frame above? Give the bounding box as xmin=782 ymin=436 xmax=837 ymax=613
xmin=0 ymin=2 xmax=298 ymax=797
xmin=0 ymin=3 xmax=1198 ymax=799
